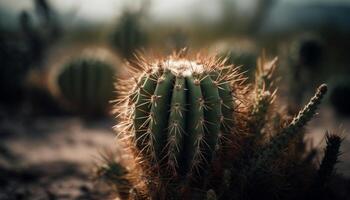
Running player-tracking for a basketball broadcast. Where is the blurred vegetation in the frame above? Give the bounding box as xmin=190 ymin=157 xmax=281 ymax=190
xmin=0 ymin=0 xmax=349 ymax=118
xmin=212 ymin=40 xmax=259 ymax=80
xmin=329 ymin=77 xmax=350 ymax=117
xmin=110 ymin=10 xmax=147 ymax=60
xmin=0 ymin=0 xmax=61 ymax=111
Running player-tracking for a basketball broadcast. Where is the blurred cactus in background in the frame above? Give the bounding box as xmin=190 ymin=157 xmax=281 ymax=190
xmin=248 ymin=0 xmax=276 ymax=34
xmin=0 ymin=31 xmax=29 ymax=106
xmin=296 ymin=39 xmax=323 ymax=67
xmin=19 ymin=0 xmax=61 ymax=68
xmin=280 ymin=35 xmax=325 ymax=112
xmin=288 ymin=35 xmax=324 ymax=71
xmin=212 ymin=41 xmax=258 ymax=80
xmin=329 ymin=77 xmax=350 ymax=117
xmin=165 ymin=29 xmax=189 ymax=53
xmin=99 ymin=51 xmax=342 ymax=199
xmin=110 ymin=10 xmax=147 ymax=60
xmin=50 ymin=55 xmax=117 ymax=116
xmin=0 ymin=0 xmax=61 ymax=107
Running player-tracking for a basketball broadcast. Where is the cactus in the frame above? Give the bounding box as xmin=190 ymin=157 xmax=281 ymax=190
xmin=0 ymin=0 xmax=60 ymax=106
xmin=52 ymin=56 xmax=117 ymax=115
xmin=282 ymin=35 xmax=325 ymax=112
xmin=329 ymin=77 xmax=350 ymax=116
xmin=292 ymin=37 xmax=323 ymax=67
xmin=107 ymin=51 xmax=343 ymax=200
xmin=224 ymin=49 xmax=257 ymax=78
xmin=111 ymin=11 xmax=147 ymax=59
xmin=96 ymin=149 xmax=133 ymax=199
xmin=212 ymin=41 xmax=258 ymax=80
xmin=317 ymin=132 xmax=342 ymax=187
xmin=0 ymin=31 xmax=29 ymax=105
xmin=20 ymin=0 xmax=61 ymax=68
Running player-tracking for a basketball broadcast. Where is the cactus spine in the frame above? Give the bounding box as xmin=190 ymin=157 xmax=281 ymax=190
xmin=110 ymin=51 xmax=342 ymax=200
xmin=133 ymin=59 xmax=236 ymax=176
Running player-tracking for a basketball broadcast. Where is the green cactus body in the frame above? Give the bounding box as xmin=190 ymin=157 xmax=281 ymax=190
xmin=55 ymin=57 xmax=116 ymax=115
xmin=132 ymin=60 xmax=235 ymax=180
xmin=210 ymin=71 xmax=235 ymax=153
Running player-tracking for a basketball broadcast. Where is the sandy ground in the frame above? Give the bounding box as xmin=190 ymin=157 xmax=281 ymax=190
xmin=0 ymin=105 xmax=349 ymax=200
xmin=0 ymin=115 xmax=117 ymax=200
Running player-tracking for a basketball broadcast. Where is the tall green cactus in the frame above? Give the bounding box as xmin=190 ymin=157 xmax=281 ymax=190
xmin=111 ymin=11 xmax=147 ymax=59
xmin=107 ymin=52 xmax=343 ymax=200
xmin=53 ymin=57 xmax=116 ymax=115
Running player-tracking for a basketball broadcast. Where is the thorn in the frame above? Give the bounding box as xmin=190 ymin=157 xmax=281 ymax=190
xmin=146 ymin=68 xmax=152 ymax=74
xmin=220 ymin=115 xmax=224 ymax=123
xmin=175 ymin=84 xmax=182 ymax=91
xmin=212 ymin=80 xmax=218 ymax=87
xmin=158 ymin=76 xmax=165 ymax=83
xmin=194 ymin=79 xmax=200 ymax=86
xmin=218 ymin=131 xmax=223 ymax=138
xmin=151 ymin=95 xmax=160 ymax=104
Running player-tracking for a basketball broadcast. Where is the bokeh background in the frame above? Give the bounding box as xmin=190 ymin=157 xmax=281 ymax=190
xmin=1 ymin=0 xmax=350 ymax=199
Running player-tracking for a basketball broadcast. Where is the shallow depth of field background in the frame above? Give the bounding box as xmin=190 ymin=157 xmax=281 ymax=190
xmin=1 ymin=0 xmax=350 ymax=199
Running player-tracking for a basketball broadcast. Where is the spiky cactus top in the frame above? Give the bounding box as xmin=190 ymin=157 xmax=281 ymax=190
xmin=111 ymin=51 xmax=342 ymax=200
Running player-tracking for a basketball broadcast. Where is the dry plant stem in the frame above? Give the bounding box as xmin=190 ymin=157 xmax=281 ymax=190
xmin=251 ymin=84 xmax=328 ymax=173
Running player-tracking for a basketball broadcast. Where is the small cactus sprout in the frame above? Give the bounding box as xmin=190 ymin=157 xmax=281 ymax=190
xmin=308 ymin=131 xmax=342 ymax=199
xmin=317 ymin=132 xmax=342 ymax=187
xmin=51 ymin=55 xmax=117 ymax=115
xmin=110 ymin=51 xmax=343 ymax=200
xmin=96 ymin=149 xmax=133 ymax=199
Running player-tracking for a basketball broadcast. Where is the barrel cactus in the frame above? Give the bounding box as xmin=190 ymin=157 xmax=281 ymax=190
xmin=106 ymin=51 xmax=343 ymax=199
xmin=50 ymin=56 xmax=117 ymax=115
